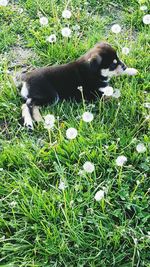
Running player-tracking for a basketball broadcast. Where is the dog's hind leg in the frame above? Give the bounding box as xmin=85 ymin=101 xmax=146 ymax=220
xmin=21 ymin=98 xmax=34 ymax=130
xmin=32 ymin=106 xmax=43 ymax=123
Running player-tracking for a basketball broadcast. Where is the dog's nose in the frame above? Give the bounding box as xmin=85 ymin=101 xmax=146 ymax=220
xmin=120 ymin=61 xmax=126 ymax=71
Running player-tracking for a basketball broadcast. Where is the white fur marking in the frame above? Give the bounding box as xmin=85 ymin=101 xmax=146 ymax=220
xmin=21 ymin=103 xmax=33 ymax=129
xmin=32 ymin=106 xmax=43 ymax=122
xmin=21 ymin=82 xmax=28 ymax=99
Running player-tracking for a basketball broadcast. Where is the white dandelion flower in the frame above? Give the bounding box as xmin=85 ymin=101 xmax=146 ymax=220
xmin=122 ymin=47 xmax=130 ymax=55
xmin=61 ymin=27 xmax=71 ymax=37
xmin=143 ymin=102 xmax=150 ymax=108
xmin=0 ymin=0 xmax=8 ymax=6
xmin=112 ymin=89 xmax=121 ymax=99
xmin=44 ymin=114 xmax=55 ymax=129
xmin=39 ymin=16 xmax=48 ymax=26
xmin=116 ymin=155 xmax=127 ymax=166
xmin=83 ymin=161 xmax=95 ymax=173
xmin=58 ymin=180 xmax=68 ymax=190
xmin=143 ymin=14 xmax=150 ymax=24
xmin=123 ymin=68 xmax=138 ymax=76
xmin=140 ymin=5 xmax=147 ymax=11
xmin=94 ymin=190 xmax=105 ymax=201
xmin=111 ymin=24 xmax=121 ymax=34
xmin=102 ymin=86 xmax=114 ymax=96
xmin=46 ymin=34 xmax=57 ymax=43
xmin=136 ymin=143 xmax=146 ymax=153
xmin=82 ymin=112 xmax=94 ymax=122
xmin=66 ymin=127 xmax=78 ymax=139
xmin=62 ymin=9 xmax=72 ymax=19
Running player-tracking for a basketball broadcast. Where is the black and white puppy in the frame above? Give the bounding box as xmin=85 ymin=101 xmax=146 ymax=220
xmin=20 ymin=42 xmax=137 ymax=129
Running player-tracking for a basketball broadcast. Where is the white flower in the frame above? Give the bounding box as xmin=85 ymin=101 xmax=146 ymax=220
xmin=46 ymin=34 xmax=57 ymax=43
xmin=58 ymin=180 xmax=67 ymax=190
xmin=112 ymin=89 xmax=121 ymax=98
xmin=0 ymin=168 xmax=3 ymax=171
xmin=66 ymin=127 xmax=78 ymax=139
xmin=140 ymin=5 xmax=147 ymax=11
xmin=62 ymin=9 xmax=72 ymax=19
xmin=61 ymin=27 xmax=71 ymax=38
xmin=143 ymin=102 xmax=150 ymax=108
xmin=44 ymin=114 xmax=55 ymax=129
xmin=124 ymin=68 xmax=138 ymax=76
xmin=116 ymin=155 xmax=127 ymax=166
xmin=82 ymin=112 xmax=94 ymax=122
xmin=78 ymin=169 xmax=86 ymax=176
xmin=83 ymin=161 xmax=95 ymax=173
xmin=0 ymin=0 xmax=8 ymax=6
xmin=122 ymin=47 xmax=130 ymax=55
xmin=102 ymin=86 xmax=114 ymax=96
xmin=111 ymin=24 xmax=121 ymax=34
xmin=39 ymin=16 xmax=48 ymax=26
xmin=143 ymin=14 xmax=150 ymax=24
xmin=94 ymin=190 xmax=105 ymax=201
xmin=136 ymin=143 xmax=146 ymax=153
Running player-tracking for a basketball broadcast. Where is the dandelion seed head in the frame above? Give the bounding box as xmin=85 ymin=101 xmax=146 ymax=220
xmin=94 ymin=190 xmax=105 ymax=201
xmin=66 ymin=127 xmax=78 ymax=139
xmin=83 ymin=161 xmax=95 ymax=173
xmin=62 ymin=9 xmax=72 ymax=19
xmin=82 ymin=112 xmax=94 ymax=122
xmin=103 ymin=86 xmax=114 ymax=96
xmin=44 ymin=114 xmax=55 ymax=129
xmin=140 ymin=5 xmax=147 ymax=11
xmin=136 ymin=143 xmax=146 ymax=153
xmin=143 ymin=102 xmax=150 ymax=108
xmin=143 ymin=14 xmax=150 ymax=24
xmin=111 ymin=24 xmax=121 ymax=34
xmin=46 ymin=34 xmax=57 ymax=43
xmin=116 ymin=155 xmax=127 ymax=166
xmin=61 ymin=27 xmax=71 ymax=37
xmin=0 ymin=0 xmax=8 ymax=6
xmin=122 ymin=47 xmax=130 ymax=55
xmin=39 ymin=16 xmax=48 ymax=26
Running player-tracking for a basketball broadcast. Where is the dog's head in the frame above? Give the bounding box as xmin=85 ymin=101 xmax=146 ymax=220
xmin=85 ymin=42 xmax=126 ymax=77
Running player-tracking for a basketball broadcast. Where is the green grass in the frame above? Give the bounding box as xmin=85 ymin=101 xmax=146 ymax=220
xmin=0 ymin=0 xmax=150 ymax=266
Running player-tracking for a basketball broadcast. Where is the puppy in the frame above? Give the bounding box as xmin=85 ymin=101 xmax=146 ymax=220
xmin=20 ymin=42 xmax=136 ymax=129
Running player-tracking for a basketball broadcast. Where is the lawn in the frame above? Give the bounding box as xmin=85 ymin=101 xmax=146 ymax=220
xmin=0 ymin=0 xmax=150 ymax=266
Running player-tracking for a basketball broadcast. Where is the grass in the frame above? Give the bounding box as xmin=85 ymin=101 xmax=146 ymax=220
xmin=0 ymin=0 xmax=150 ymax=266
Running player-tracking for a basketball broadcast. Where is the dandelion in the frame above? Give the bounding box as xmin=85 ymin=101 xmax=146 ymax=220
xmin=102 ymin=86 xmax=114 ymax=96
xmin=143 ymin=102 xmax=150 ymax=108
xmin=0 ymin=168 xmax=3 ymax=171
xmin=61 ymin=27 xmax=71 ymax=38
xmin=140 ymin=5 xmax=147 ymax=11
xmin=112 ymin=89 xmax=121 ymax=99
xmin=123 ymin=68 xmax=138 ymax=76
xmin=116 ymin=155 xmax=127 ymax=166
xmin=62 ymin=9 xmax=72 ymax=19
xmin=46 ymin=34 xmax=57 ymax=43
xmin=82 ymin=112 xmax=94 ymax=122
xmin=44 ymin=114 xmax=55 ymax=129
xmin=94 ymin=190 xmax=105 ymax=201
xmin=136 ymin=143 xmax=146 ymax=153
xmin=0 ymin=0 xmax=8 ymax=6
xmin=143 ymin=14 xmax=150 ymax=24
xmin=111 ymin=24 xmax=121 ymax=34
xmin=122 ymin=47 xmax=130 ymax=55
xmin=66 ymin=127 xmax=78 ymax=139
xmin=39 ymin=16 xmax=48 ymax=26
xmin=58 ymin=180 xmax=68 ymax=190
xmin=83 ymin=161 xmax=95 ymax=173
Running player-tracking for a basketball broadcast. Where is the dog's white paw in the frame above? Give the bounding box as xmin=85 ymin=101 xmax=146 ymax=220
xmin=124 ymin=68 xmax=138 ymax=76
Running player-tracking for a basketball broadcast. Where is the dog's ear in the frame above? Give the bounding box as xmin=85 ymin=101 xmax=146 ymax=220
xmin=88 ymin=54 xmax=102 ymax=72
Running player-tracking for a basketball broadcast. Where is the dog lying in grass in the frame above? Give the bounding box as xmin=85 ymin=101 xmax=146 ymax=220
xmin=20 ymin=42 xmax=137 ymax=129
